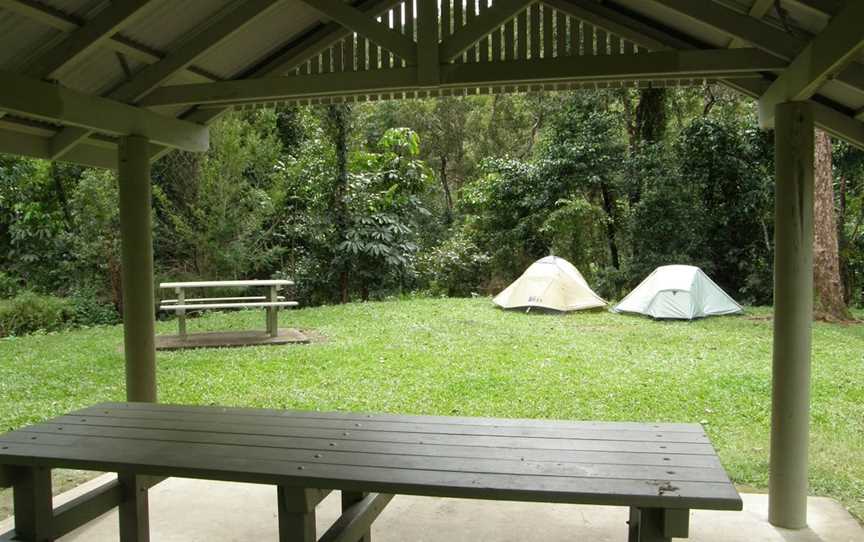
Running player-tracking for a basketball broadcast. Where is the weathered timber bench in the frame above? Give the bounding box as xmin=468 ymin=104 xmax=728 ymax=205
xmin=0 ymin=402 xmax=742 ymax=541
xmin=159 ymin=279 xmax=297 ymax=339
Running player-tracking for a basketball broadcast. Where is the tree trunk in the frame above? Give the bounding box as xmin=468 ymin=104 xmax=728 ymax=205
xmin=634 ymin=88 xmax=667 ymax=144
xmin=439 ymin=155 xmax=453 ymax=223
xmin=326 ymin=104 xmax=351 ymax=304
xmin=812 ymin=129 xmax=852 ymax=321
xmin=599 ymin=182 xmax=620 ymax=269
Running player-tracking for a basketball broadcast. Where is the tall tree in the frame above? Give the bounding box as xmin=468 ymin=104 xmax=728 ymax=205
xmin=813 ymin=129 xmax=852 ymax=321
xmin=324 ymin=104 xmax=352 ymax=303
xmin=634 ymin=88 xmax=668 ymax=144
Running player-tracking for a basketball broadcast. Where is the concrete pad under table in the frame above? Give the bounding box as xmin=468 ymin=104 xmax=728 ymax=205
xmin=1 ymin=476 xmax=860 ymax=541
xmin=154 ymin=328 xmax=309 ymax=350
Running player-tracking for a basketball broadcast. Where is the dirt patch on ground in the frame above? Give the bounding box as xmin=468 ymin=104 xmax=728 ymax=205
xmin=299 ymin=328 xmax=328 ymax=343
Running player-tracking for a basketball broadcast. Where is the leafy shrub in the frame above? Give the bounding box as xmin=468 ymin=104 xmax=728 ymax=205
xmin=0 ymin=272 xmax=22 ymax=298
xmin=69 ymin=287 xmax=120 ymax=327
xmin=418 ymin=231 xmax=490 ymax=296
xmin=0 ymin=292 xmax=73 ymax=337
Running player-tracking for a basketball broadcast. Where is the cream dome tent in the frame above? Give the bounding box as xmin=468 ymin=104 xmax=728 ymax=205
xmin=613 ymin=265 xmax=742 ymax=320
xmin=493 ymin=256 xmax=606 ymax=312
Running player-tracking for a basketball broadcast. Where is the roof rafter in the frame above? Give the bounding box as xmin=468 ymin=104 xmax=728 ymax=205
xmin=439 ymin=0 xmax=531 ymax=61
xmin=140 ymin=48 xmax=785 ymax=108
xmin=561 ymin=0 xmax=864 ymax=149
xmin=759 ymin=1 xmax=864 ymax=128
xmin=0 ymin=0 xmax=217 ymax=83
xmin=727 ymin=0 xmax=774 ymax=48
xmin=50 ymin=0 xmax=284 ymax=161
xmin=147 ymin=0 xmax=403 ymax=161
xmin=0 ymin=70 xmax=208 ymax=152
xmin=543 ymin=0 xmax=681 ymax=51
xmin=24 ymin=0 xmax=154 ymax=80
xmin=296 ymin=0 xmax=417 ymax=64
xmin=646 ymin=0 xmax=864 ymax=97
xmin=110 ymin=0 xmax=284 ymax=104
xmin=785 ymin=0 xmax=840 ymax=18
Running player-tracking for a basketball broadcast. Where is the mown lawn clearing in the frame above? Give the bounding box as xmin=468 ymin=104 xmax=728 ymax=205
xmin=0 ymin=297 xmax=861 ymax=520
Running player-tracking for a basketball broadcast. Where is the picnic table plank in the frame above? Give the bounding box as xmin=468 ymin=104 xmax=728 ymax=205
xmin=37 ymin=415 xmax=720 ymax=455
xmin=159 ymin=280 xmax=293 ymax=288
xmin=0 ymin=432 xmax=732 ymax=484
xmin=69 ymin=408 xmax=711 ymax=443
xmin=0 ymin=437 xmax=740 ymax=510
xmin=82 ymin=402 xmax=708 ymax=433
xmin=17 ymin=423 xmax=723 ymax=469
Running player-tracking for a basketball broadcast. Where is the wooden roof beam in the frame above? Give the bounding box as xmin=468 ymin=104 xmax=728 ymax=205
xmin=50 ymin=0 xmax=284 ymax=161
xmin=727 ymin=0 xmax=775 ymax=48
xmin=0 ymin=0 xmax=217 ymax=83
xmin=0 ymin=128 xmax=117 ymax=169
xmin=582 ymin=0 xmax=864 ymax=150
xmin=140 ymin=48 xmax=785 ymax=108
xmin=0 ymin=70 xmax=208 ymax=152
xmin=23 ymin=0 xmax=154 ymax=80
xmin=647 ymin=0 xmax=864 ymax=97
xmin=110 ymin=0 xmax=284 ymax=104
xmin=759 ymin=1 xmax=864 ymax=128
xmin=296 ymin=0 xmax=417 ymax=64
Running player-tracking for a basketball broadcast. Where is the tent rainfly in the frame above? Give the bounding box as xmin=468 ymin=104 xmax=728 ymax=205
xmin=493 ymin=256 xmax=606 ymax=312
xmin=613 ymin=265 xmax=743 ymax=320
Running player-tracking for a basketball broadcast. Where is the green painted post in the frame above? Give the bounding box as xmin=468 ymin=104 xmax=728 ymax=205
xmin=118 ymin=135 xmax=157 ymax=403
xmin=768 ymin=101 xmax=814 ymax=529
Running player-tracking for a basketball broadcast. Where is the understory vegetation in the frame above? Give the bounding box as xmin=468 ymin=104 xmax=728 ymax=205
xmin=3 ymin=86 xmax=864 ymax=335
xmin=0 ymin=298 xmax=861 ymax=520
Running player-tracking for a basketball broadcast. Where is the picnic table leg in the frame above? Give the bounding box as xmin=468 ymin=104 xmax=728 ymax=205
xmin=176 ymin=287 xmax=187 ymax=339
xmin=12 ymin=466 xmax=53 ymax=541
xmin=342 ymin=491 xmax=372 ymax=542
xmin=277 ymin=487 xmax=318 ymax=542
xmin=267 ymin=285 xmax=279 ymax=338
xmin=118 ymin=473 xmax=150 ymax=542
xmin=628 ymin=508 xmax=689 ymax=542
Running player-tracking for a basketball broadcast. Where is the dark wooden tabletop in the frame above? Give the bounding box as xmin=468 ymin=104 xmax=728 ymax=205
xmin=0 ymin=402 xmax=742 ymax=511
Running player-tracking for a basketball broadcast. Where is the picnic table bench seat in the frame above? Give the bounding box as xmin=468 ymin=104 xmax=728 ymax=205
xmin=0 ymin=402 xmax=742 ymax=541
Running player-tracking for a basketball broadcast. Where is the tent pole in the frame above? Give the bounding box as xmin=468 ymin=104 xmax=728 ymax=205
xmin=768 ymin=101 xmax=814 ymax=529
xmin=117 ymin=135 xmax=157 ymax=403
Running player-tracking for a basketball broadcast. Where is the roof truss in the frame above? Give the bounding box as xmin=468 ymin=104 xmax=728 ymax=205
xmin=141 ymin=48 xmax=784 ymax=108
xmin=759 ymin=1 xmax=864 ymax=127
xmin=0 ymin=0 xmax=218 ymax=83
xmin=49 ymin=0 xmax=285 ymax=161
xmin=3 ymin=0 xmax=864 ymax=163
xmin=439 ymin=0 xmax=530 ymax=61
xmin=23 ymin=0 xmax=154 ymax=80
xmin=297 ymin=0 xmax=418 ymax=64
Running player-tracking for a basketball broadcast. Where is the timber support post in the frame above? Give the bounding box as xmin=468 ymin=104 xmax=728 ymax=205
xmin=118 ymin=135 xmax=157 ymax=403
xmin=768 ymin=101 xmax=815 ymax=529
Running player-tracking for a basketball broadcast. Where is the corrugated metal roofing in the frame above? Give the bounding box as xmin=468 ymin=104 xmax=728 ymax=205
xmin=195 ymin=2 xmax=322 ymax=79
xmin=0 ymin=11 xmax=60 ymax=71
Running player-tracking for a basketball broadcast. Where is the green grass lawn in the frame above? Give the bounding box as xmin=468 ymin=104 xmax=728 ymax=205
xmin=0 ymin=297 xmax=862 ymax=521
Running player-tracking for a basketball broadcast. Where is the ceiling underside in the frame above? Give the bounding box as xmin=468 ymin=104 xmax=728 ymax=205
xmin=0 ymin=0 xmax=863 ymax=169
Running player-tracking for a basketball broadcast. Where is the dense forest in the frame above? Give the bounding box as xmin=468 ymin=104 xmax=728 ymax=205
xmin=2 ymin=85 xmax=864 ymax=334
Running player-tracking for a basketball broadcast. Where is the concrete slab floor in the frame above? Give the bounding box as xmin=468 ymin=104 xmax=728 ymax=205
xmin=1 ymin=475 xmax=861 ymax=541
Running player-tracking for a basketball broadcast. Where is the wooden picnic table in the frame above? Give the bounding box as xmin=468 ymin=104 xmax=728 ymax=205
xmin=0 ymin=402 xmax=742 ymax=541
xmin=159 ymin=279 xmax=297 ymax=339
